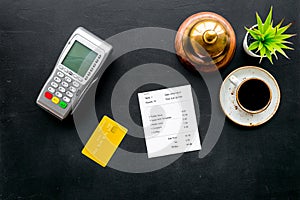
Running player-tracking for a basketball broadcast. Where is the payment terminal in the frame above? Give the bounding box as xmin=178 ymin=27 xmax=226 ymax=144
xmin=36 ymin=27 xmax=112 ymax=120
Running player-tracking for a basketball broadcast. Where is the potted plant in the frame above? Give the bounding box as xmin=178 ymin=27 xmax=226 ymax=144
xmin=243 ymin=6 xmax=295 ymax=64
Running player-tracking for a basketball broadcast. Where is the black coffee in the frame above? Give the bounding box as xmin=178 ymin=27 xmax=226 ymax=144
xmin=237 ymin=79 xmax=270 ymax=111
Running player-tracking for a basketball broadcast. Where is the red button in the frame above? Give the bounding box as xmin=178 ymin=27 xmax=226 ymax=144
xmin=45 ymin=92 xmax=53 ymax=99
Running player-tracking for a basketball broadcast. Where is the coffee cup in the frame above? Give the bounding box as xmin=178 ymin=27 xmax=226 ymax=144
xmin=229 ymin=75 xmax=272 ymax=114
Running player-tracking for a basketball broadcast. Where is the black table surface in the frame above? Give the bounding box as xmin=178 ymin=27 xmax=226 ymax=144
xmin=1 ymin=0 xmax=300 ymax=199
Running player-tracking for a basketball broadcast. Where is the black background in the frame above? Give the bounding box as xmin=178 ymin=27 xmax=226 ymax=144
xmin=1 ymin=0 xmax=300 ymax=199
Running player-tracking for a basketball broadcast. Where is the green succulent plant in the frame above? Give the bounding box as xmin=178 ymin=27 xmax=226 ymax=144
xmin=245 ymin=6 xmax=295 ymax=64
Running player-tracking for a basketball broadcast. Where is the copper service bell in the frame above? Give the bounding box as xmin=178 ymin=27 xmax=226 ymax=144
xmin=175 ymin=12 xmax=236 ymax=72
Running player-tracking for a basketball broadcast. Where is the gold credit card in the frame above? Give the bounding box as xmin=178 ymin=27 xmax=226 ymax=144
xmin=82 ymin=115 xmax=127 ymax=167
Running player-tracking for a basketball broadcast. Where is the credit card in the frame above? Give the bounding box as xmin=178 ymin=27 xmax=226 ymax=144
xmin=82 ymin=115 xmax=127 ymax=167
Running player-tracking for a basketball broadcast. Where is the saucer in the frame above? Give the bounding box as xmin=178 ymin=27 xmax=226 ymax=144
xmin=220 ymin=66 xmax=280 ymax=127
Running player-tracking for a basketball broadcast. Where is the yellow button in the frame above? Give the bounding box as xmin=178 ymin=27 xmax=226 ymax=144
xmin=51 ymin=97 xmax=60 ymax=104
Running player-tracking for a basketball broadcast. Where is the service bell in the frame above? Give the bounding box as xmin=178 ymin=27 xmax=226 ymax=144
xmin=175 ymin=12 xmax=236 ymax=72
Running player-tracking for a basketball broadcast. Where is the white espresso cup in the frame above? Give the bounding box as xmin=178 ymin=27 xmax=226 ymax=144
xmin=229 ymin=75 xmax=272 ymax=114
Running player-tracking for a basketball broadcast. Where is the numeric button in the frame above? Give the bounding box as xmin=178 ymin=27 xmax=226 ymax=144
xmin=65 ymin=76 xmax=72 ymax=83
xmin=63 ymin=96 xmax=70 ymax=103
xmin=69 ymin=86 xmax=76 ymax=93
xmin=58 ymin=87 xmax=66 ymax=93
xmin=73 ymin=81 xmax=80 ymax=87
xmin=62 ymin=82 xmax=69 ymax=88
xmin=54 ymin=77 xmax=61 ymax=83
xmin=51 ymin=82 xmax=58 ymax=88
xmin=57 ymin=71 xmax=64 ymax=78
xmin=55 ymin=91 xmax=62 ymax=98
xmin=66 ymin=91 xmax=73 ymax=98
xmin=48 ymin=87 xmax=55 ymax=94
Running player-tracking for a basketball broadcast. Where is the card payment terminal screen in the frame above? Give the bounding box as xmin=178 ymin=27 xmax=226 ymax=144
xmin=62 ymin=41 xmax=98 ymax=77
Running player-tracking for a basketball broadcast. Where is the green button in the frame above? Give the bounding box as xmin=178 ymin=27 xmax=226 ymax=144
xmin=59 ymin=101 xmax=67 ymax=109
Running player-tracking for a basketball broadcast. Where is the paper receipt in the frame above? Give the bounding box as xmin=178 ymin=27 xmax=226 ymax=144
xmin=138 ymin=85 xmax=201 ymax=158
